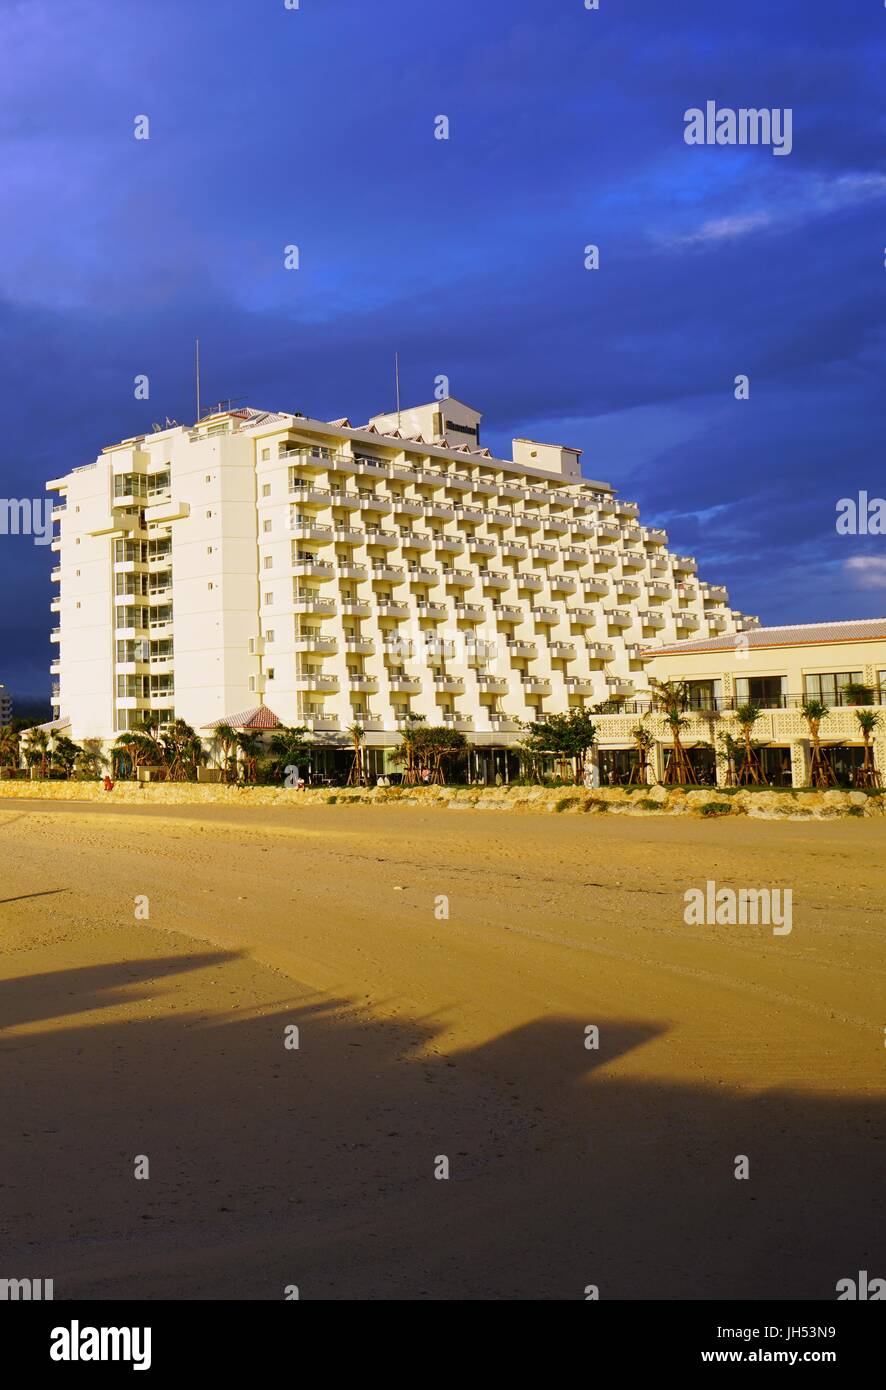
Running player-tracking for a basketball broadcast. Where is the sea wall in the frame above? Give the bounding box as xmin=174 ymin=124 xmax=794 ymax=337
xmin=0 ymin=780 xmax=883 ymax=819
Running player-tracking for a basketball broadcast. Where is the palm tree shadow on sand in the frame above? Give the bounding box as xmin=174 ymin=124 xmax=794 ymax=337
xmin=0 ymin=948 xmax=882 ymax=1301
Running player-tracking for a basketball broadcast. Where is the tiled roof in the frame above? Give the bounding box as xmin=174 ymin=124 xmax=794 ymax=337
xmin=647 ymin=618 xmax=886 ymax=656
xmin=204 ymin=706 xmax=282 ymax=731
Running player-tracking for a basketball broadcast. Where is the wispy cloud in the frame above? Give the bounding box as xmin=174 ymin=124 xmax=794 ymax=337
xmin=845 ymin=556 xmax=886 ymax=589
xmin=668 ymin=172 xmax=886 ymax=248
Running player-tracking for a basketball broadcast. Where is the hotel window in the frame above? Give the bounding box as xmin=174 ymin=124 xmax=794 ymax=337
xmin=263 ymin=520 xmax=272 ymax=533
xmin=262 ymin=484 xmax=271 ymax=497
xmin=803 ymin=672 xmax=863 ymax=706
xmin=262 ymin=449 xmax=270 ymax=461
xmin=264 ymin=556 xmax=272 ymax=569
xmin=267 ymin=668 xmax=275 ymax=680
xmin=265 ymin=630 xmax=275 ymax=642
xmin=264 ymin=592 xmax=273 ymax=605
xmin=735 ymin=675 xmax=787 ymax=708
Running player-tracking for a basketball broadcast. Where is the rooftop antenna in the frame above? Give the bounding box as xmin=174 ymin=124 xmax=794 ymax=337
xmin=395 ymin=351 xmax=401 ymax=429
xmin=195 ymin=338 xmax=201 ymax=422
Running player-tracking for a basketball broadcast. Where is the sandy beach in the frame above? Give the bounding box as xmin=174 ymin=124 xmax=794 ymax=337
xmin=1 ymin=799 xmax=884 ymax=1300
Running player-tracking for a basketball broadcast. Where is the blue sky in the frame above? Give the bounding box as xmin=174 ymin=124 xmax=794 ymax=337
xmin=2 ymin=0 xmax=885 ymax=696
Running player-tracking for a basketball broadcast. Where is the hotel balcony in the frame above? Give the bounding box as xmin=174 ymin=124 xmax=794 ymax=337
xmin=565 ymin=678 xmax=595 ymax=693
xmin=348 ymin=675 xmax=378 ymax=692
xmin=440 ymin=713 xmax=474 ymax=731
xmin=639 ymin=611 xmax=666 ymax=629
xmin=616 ymin=500 xmax=640 ymax=518
xmin=399 ymin=532 xmax=433 ymax=551
xmin=291 ymin=521 xmax=333 ymax=542
xmin=676 ymin=612 xmax=701 ymax=630
xmin=649 ymin=558 xmax=669 ymax=575
xmin=434 ymin=675 xmax=465 ymax=693
xmin=498 ymin=481 xmax=524 ymax=499
xmin=508 ymin=639 xmax=537 ymax=658
xmin=466 ymin=537 xmax=495 ymax=556
xmin=521 ymin=676 xmax=552 ymax=694
xmin=292 ymin=636 xmax=336 ymax=653
xmin=550 ymin=576 xmax=578 ymax=594
xmin=441 ymin=567 xmax=472 ymax=586
xmin=303 ymin=713 xmax=340 ymax=731
xmin=592 ymin=547 xmax=618 ymax=568
xmin=594 ymin=524 xmax=621 ymax=541
xmin=377 ymin=600 xmax=409 ymax=618
xmin=532 ymin=607 xmax=558 ymax=624
xmin=50 ymin=596 xmax=61 ymax=613
xmin=389 ymin=675 xmax=422 ymax=693
xmin=481 ymin=570 xmax=510 ymax=590
xmin=606 ymin=677 xmax=635 ymax=697
xmin=149 ymin=586 xmax=174 ymax=605
xmin=472 ymin=477 xmax=498 ymax=496
xmin=582 ymin=578 xmax=608 ymax=596
xmin=500 ymin=540 xmax=528 ymax=560
xmin=292 ymin=560 xmax=335 ymax=579
xmin=675 ymin=584 xmax=697 ymax=601
xmin=358 ymin=494 xmax=393 ymax=515
xmin=409 ymin=564 xmax=440 ymax=583
xmin=707 ymin=613 xmax=728 ymax=632
xmin=621 ymin=527 xmax=643 ymax=544
xmin=606 ymin=609 xmax=632 ymax=627
xmin=371 ymin=563 xmax=405 ymax=583
xmin=392 ymin=497 xmax=423 ymax=517
xmin=702 ymin=584 xmax=729 ymax=603
xmin=487 ymin=714 xmax=521 ymax=731
xmin=549 ymin=642 xmax=576 ymax=660
xmin=294 ymin=674 xmax=340 ymax=692
xmin=586 ymin=642 xmax=614 ymax=660
xmin=341 ymin=600 xmax=372 ymax=618
xmin=466 ymin=640 xmax=497 ymax=664
xmin=328 ymin=489 xmax=361 ymax=510
xmin=569 ymin=520 xmax=595 ymax=538
xmin=615 ymin=581 xmax=641 ymax=599
xmin=337 ymin=563 xmax=368 ymax=581
xmin=624 ymin=643 xmax=652 ymax=660
xmin=345 ymin=638 xmax=375 ymax=655
xmin=514 ymin=514 xmax=541 ymax=532
xmin=620 ymin=552 xmax=646 ymax=570
xmin=50 ymin=659 xmax=61 ymax=676
xmin=455 ymin=505 xmax=485 ymax=523
xmin=50 ymin=627 xmax=61 ymax=643
xmin=454 ymin=601 xmax=485 ymax=620
xmin=647 ymin=581 xmax=671 ymax=598
xmin=288 ymin=484 xmax=332 ymax=505
xmin=543 ymin=517 xmax=569 ymax=535
xmin=51 ymin=566 xmax=61 ymax=582
xmin=476 ymin=673 xmax=509 ymax=693
xmin=643 ymin=527 xmax=668 ymax=545
xmin=425 ymin=638 xmax=456 ymax=659
xmin=333 ymin=526 xmax=364 ymax=544
xmin=434 ymin=535 xmax=465 ymax=554
xmin=561 ymin=546 xmax=587 ymax=564
xmin=531 ymin=545 xmax=558 ymax=563
xmin=415 ymin=600 xmax=448 ymax=620
xmin=293 ymin=597 xmax=336 ymax=615
xmin=364 ymin=528 xmax=398 ymax=549
xmin=494 ymin=603 xmax=525 ymax=622
xmin=487 ymin=508 xmax=513 ymax=529
xmin=673 ymin=555 xmax=698 ymax=574
xmin=423 ymin=502 xmax=456 ymax=521
xmin=383 ymin=638 xmax=413 ymax=658
xmin=568 ymin=608 xmax=597 ymax=627
xmin=517 ymin=574 xmax=544 ymax=591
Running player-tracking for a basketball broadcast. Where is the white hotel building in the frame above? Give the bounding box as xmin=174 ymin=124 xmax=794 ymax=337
xmin=46 ymin=397 xmax=758 ymax=770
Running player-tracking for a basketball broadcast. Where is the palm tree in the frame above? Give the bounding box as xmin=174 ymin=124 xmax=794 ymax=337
xmin=75 ymin=738 xmax=108 ymax=780
xmin=800 ymin=698 xmax=835 ymax=788
xmin=346 ymin=722 xmax=366 ymax=786
xmin=236 ymin=731 xmax=262 ymax=784
xmin=211 ymin=722 xmax=240 ymax=783
xmin=854 ymin=709 xmax=882 ymax=789
xmin=715 ymin=729 xmax=742 ymax=787
xmin=628 ymin=721 xmax=654 ymax=785
xmin=22 ymin=728 xmax=50 ymax=779
xmin=734 ymin=702 xmax=764 ymax=785
xmin=163 ymin=720 xmax=204 ymax=781
xmin=842 ymin=681 xmax=874 ymax=707
xmin=269 ymin=725 xmax=312 ymax=783
xmin=0 ymin=724 xmax=20 ymax=772
xmin=650 ymin=679 xmax=696 ymax=785
xmin=394 ymin=713 xmax=426 ymax=785
xmin=51 ymin=734 xmax=82 ymax=779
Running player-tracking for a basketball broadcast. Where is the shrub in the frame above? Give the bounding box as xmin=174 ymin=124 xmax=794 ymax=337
xmin=700 ymin=801 xmax=732 ymax=817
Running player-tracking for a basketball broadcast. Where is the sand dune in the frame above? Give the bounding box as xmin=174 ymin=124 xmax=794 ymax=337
xmin=1 ymin=800 xmax=884 ymax=1299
